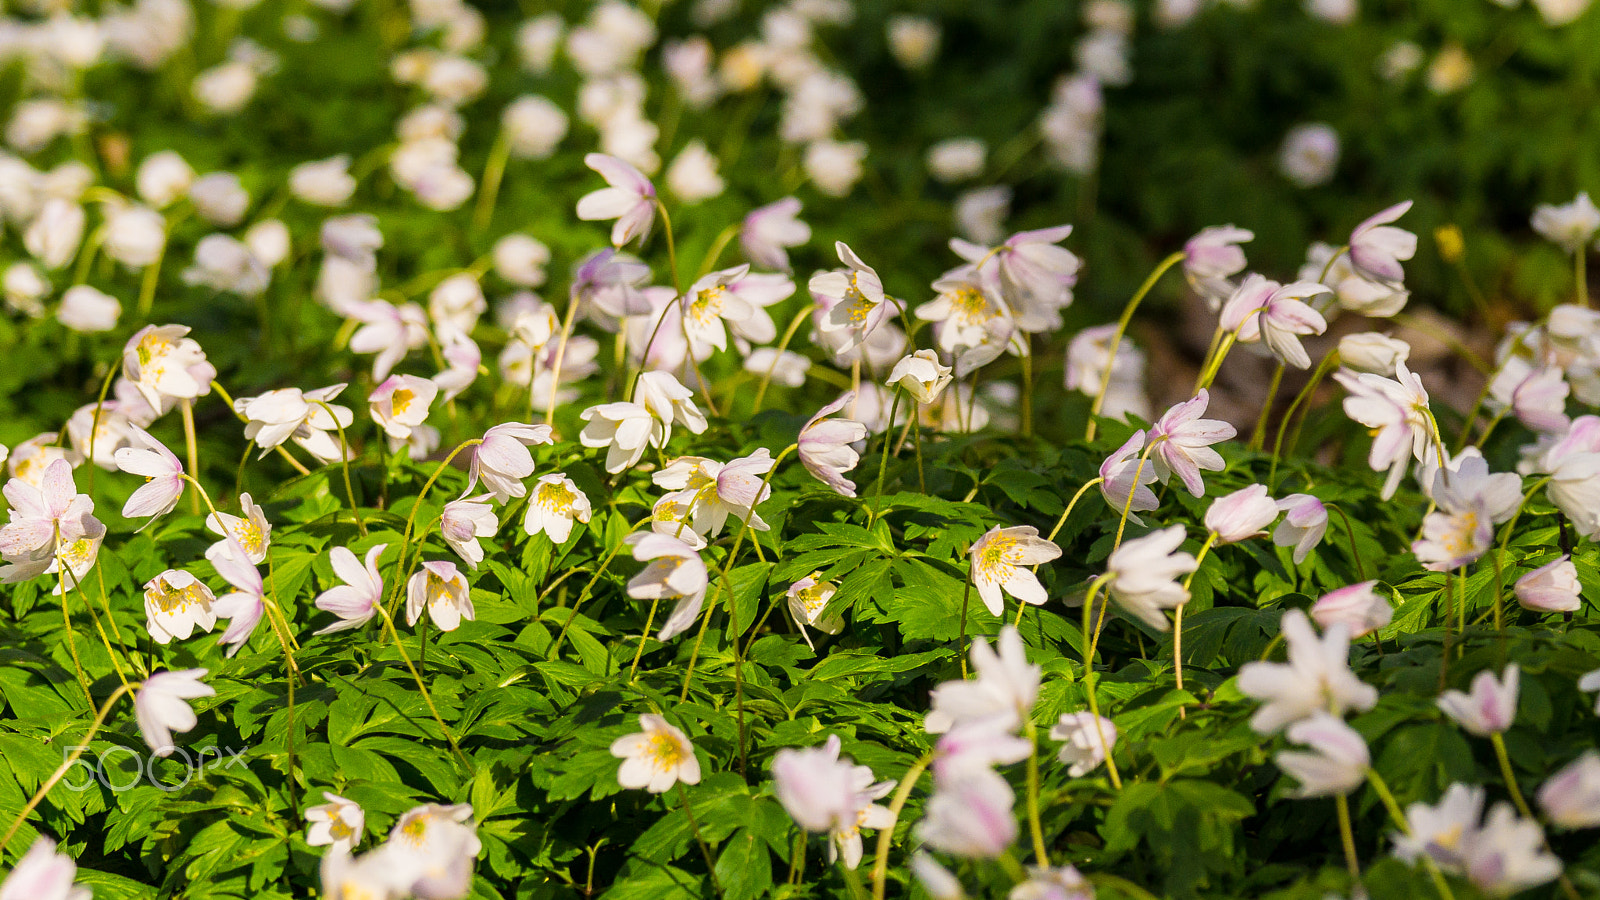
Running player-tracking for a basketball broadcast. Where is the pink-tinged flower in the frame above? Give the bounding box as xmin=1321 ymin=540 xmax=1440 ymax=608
xmin=1050 ymin=712 xmax=1117 ymax=777
xmin=955 ymin=224 xmax=1080 ymax=332
xmin=910 ymin=853 xmax=964 ymax=900
xmin=1334 ymin=360 xmax=1435 ymax=499
xmin=798 ymin=393 xmax=869 ymax=497
xmin=741 ymin=196 xmax=811 ymax=271
xmin=1311 ymin=581 xmax=1392 ymax=637
xmin=1098 ymin=430 xmax=1158 ymax=522
xmin=143 ymin=570 xmax=218 ymax=644
xmin=1392 ymin=783 xmax=1483 ymax=872
xmin=1238 ymin=609 xmax=1377 ymax=733
xmin=1338 ymin=332 xmax=1411 ymax=375
xmin=1 ymin=459 xmax=97 ymax=582
xmin=523 ymin=474 xmax=591 ymax=544
xmin=610 ymin=714 xmax=701 ymax=793
xmin=1009 ymin=865 xmax=1093 ymax=900
xmin=0 ymin=835 xmax=91 ymax=900
xmin=575 ymin=153 xmax=656 ymax=247
xmin=1275 ymin=713 xmax=1370 ymax=797
xmin=205 ymin=492 xmax=272 ymax=565
xmin=968 ymin=525 xmax=1062 ymax=616
xmin=432 ymin=333 xmax=481 ymax=403
xmin=1348 ymin=200 xmax=1417 ymax=286
xmin=1149 ymin=390 xmax=1235 ymax=496
xmin=772 ymin=734 xmax=896 ymax=869
xmin=926 ymin=625 xmax=1041 ymax=734
xmin=121 ymin=323 xmax=213 ymax=410
xmin=208 ymin=538 xmax=264 ymax=656
xmin=1413 ymin=455 xmax=1522 ymax=572
xmin=1461 ymin=804 xmax=1563 ymax=896
xmin=625 ymin=533 xmax=708 ymax=641
xmin=306 ymin=793 xmax=366 ymax=852
xmin=440 ymin=495 xmax=498 ymax=569
xmin=1583 ymin=669 xmax=1600 ymax=716
xmin=652 ymin=449 xmax=775 ymax=540
xmin=134 ymin=668 xmax=214 ymax=757
xmin=348 ymin=300 xmax=429 ymax=381
xmin=1103 ymin=525 xmax=1198 ymax=631
xmin=1273 ymin=493 xmax=1328 ymax=564
xmin=1538 ymin=751 xmax=1600 ymax=829
xmin=931 ymin=719 xmax=1032 ymax=782
xmin=916 ymin=767 xmax=1017 ymax=860
xmin=572 ymin=248 xmax=653 ymax=324
xmin=786 ymin=573 xmax=844 ymax=649
xmin=406 ymin=561 xmax=474 ymax=632
xmin=466 ymin=422 xmax=554 ymax=502
xmin=1184 ymin=225 xmax=1254 ymax=310
xmin=1220 ymin=275 xmax=1332 ymax=369
xmin=314 ymin=544 xmax=386 ymax=634
xmin=112 ymin=424 xmax=185 ymax=519
xmin=1514 ymin=556 xmax=1580 ymax=613
xmin=1487 ymin=358 xmax=1569 ymax=435
xmin=1204 ymin=484 xmax=1279 ymax=544
xmin=1438 ymin=664 xmax=1519 ymax=737
xmin=810 ymin=242 xmax=894 ymax=354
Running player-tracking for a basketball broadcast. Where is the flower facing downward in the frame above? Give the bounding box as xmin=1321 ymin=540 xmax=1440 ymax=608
xmin=523 ymin=474 xmax=592 ymax=544
xmin=925 ymin=626 xmax=1041 ymax=734
xmin=1204 ymin=484 xmax=1279 ymax=544
xmin=917 ymin=767 xmax=1017 ymax=860
xmin=741 ymin=196 xmax=811 ymax=271
xmin=1098 ymin=430 xmax=1158 ymax=522
xmin=143 ymin=570 xmax=218 ymax=644
xmin=135 ymin=668 xmax=215 ymax=757
xmin=1238 ymin=609 xmax=1378 ymax=733
xmin=798 ymin=393 xmax=869 ymax=497
xmin=1335 ymin=360 xmax=1435 ymax=500
xmin=306 ymin=793 xmax=366 ymax=852
xmin=406 ymin=561 xmax=474 ymax=632
xmin=625 ymin=533 xmax=708 ymax=641
xmin=114 ymin=424 xmax=185 ymax=519
xmin=888 ymin=349 xmax=954 ymax=404
xmin=810 ymin=242 xmax=893 ymax=354
xmin=1438 ymin=664 xmax=1519 ymax=737
xmin=0 ymin=836 xmax=91 ymax=900
xmin=1184 ymin=225 xmax=1253 ymax=310
xmin=968 ymin=525 xmax=1061 ymax=617
xmin=1311 ymin=581 xmax=1392 ymax=638
xmin=610 ymin=714 xmax=701 ymax=793
xmin=1514 ymin=556 xmax=1581 ymax=613
xmin=575 ymin=153 xmax=656 ymax=247
xmin=1273 ymin=493 xmax=1328 ymax=564
xmin=1103 ymin=525 xmax=1198 ymax=631
xmin=467 ymin=422 xmax=554 ymax=502
xmin=1274 ymin=713 xmax=1370 ymax=797
xmin=315 ymin=544 xmax=386 ymax=634
xmin=1149 ymin=390 xmax=1235 ymax=497
xmin=439 ymin=496 xmax=498 ymax=569
xmin=1348 ymin=200 xmax=1418 ymax=286
xmin=1051 ymin=712 xmax=1117 ymax=777
xmin=1537 ymin=751 xmax=1600 ymax=829
xmin=208 ymin=538 xmax=265 ymax=657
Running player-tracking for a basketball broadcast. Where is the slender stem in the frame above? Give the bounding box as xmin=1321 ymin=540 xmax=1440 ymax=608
xmin=694 ymin=223 xmax=741 ymax=280
xmin=1019 ymin=343 xmax=1033 ymax=437
xmin=374 ymin=604 xmax=473 ymax=771
xmin=867 ymin=390 xmax=903 ymax=526
xmin=911 ymin=414 xmax=925 ymax=492
xmin=549 ymin=535 xmax=634 ymax=657
xmin=1270 ymin=350 xmax=1337 ymax=487
xmin=310 ymin=400 xmax=365 ymax=535
xmin=677 ymin=782 xmax=722 ymax=895
xmin=1578 ymin=249 xmax=1589 ymax=309
xmin=180 ymin=399 xmax=201 ymax=515
xmin=1366 ymin=770 xmax=1458 ymax=900
xmin=267 ymin=554 xmax=299 ymax=823
xmin=1489 ymin=733 xmax=1534 ymax=819
xmin=384 ymin=439 xmax=481 ymax=619
xmin=1045 ymin=477 xmax=1104 ymax=544
xmin=869 ymin=755 xmax=931 ymax=900
xmin=1025 ymin=728 xmax=1050 ymax=865
xmin=63 ymin=565 xmax=128 ymax=688
xmin=470 ymin=129 xmax=512 ymax=234
xmin=629 ymin=595 xmax=662 ymax=681
xmin=1079 ymin=574 xmax=1122 ymax=790
xmin=655 ymin=198 xmax=682 ymax=294
xmin=1335 ymin=794 xmax=1362 ymax=885
xmin=0 ymin=682 xmax=136 ymax=855
xmin=1174 ymin=534 xmax=1218 ymax=708
xmin=543 ymin=297 xmax=582 ymax=425
xmin=1087 ymin=251 xmax=1185 ymax=441
xmin=84 ymin=362 xmax=119 ymax=494
xmin=751 ymin=304 xmax=817 ymax=413
xmin=1249 ymin=363 xmax=1286 ymax=452
xmin=1323 ymin=503 xmax=1367 ymax=580
xmin=957 ymin=576 xmax=972 ymax=680
xmin=1112 ymin=440 xmax=1159 ymax=552
xmin=57 ymin=561 xmax=95 ymax=707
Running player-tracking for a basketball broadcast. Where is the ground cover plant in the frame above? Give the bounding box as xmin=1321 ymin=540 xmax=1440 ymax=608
xmin=1 ymin=0 xmax=1599 ymax=898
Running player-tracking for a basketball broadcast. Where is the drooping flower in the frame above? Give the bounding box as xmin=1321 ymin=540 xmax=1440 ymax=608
xmin=1438 ymin=664 xmax=1519 ymax=737
xmin=306 ymin=793 xmax=366 ymax=852
xmin=741 ymin=196 xmax=811 ymax=271
xmin=916 ymin=767 xmax=1017 ymax=860
xmin=771 ymin=735 xmax=897 ymax=869
xmin=466 ymin=422 xmax=554 ymax=502
xmin=1311 ymin=581 xmax=1392 ymax=638
xmin=1102 ymin=525 xmax=1198 ymax=631
xmin=1348 ymin=200 xmax=1417 ymax=286
xmin=1184 ymin=225 xmax=1254 ymax=310
xmin=888 ymin=350 xmax=954 ymax=404
xmin=968 ymin=525 xmax=1062 ymax=617
xmin=209 ymin=538 xmax=265 ymax=656
xmin=113 ymin=424 xmax=186 ymax=519
xmin=652 ymin=450 xmax=774 ymax=541
xmin=1009 ymin=865 xmax=1093 ymax=900
xmin=1204 ymin=484 xmax=1279 ymax=544
xmin=135 ymin=668 xmax=215 ymax=757
xmin=810 ymin=242 xmax=893 ymax=354
xmin=955 ymin=224 xmax=1080 ymax=332
xmin=1514 ymin=556 xmax=1581 ymax=613
xmin=610 ymin=714 xmax=701 ymax=793
xmin=348 ymin=300 xmax=429 ymax=381
xmin=1148 ymin=390 xmax=1235 ymax=497
xmin=1273 ymin=493 xmax=1328 ymax=564
xmin=1274 ymin=713 xmax=1369 ymax=797
xmin=1098 ymin=430 xmax=1158 ymax=522
xmin=1220 ymin=276 xmax=1331 ymax=370
xmin=0 ymin=835 xmax=92 ymax=900
xmin=797 ymin=393 xmax=869 ymax=497
xmin=786 ymin=573 xmax=844 ymax=649
xmin=1459 ymin=804 xmax=1563 ymax=896
xmin=1334 ymin=360 xmax=1436 ymax=500
xmin=439 ymin=496 xmax=498 ymax=569
xmin=233 ymin=384 xmax=354 ymax=465
xmin=910 ymin=853 xmax=965 ymax=900
xmin=1238 ymin=609 xmax=1378 ymax=733
xmin=624 ymin=533 xmax=708 ymax=641
xmin=1537 ymin=751 xmax=1600 ymax=829
xmin=204 ymin=492 xmax=272 ymax=565
xmin=315 ymin=544 xmax=386 ymax=634
xmin=143 ymin=570 xmax=218 ymax=644
xmin=1338 ymin=332 xmax=1411 ymax=375
xmin=523 ymin=474 xmax=592 ymax=544
xmin=1412 ymin=455 xmax=1521 ymax=572
xmin=925 ymin=626 xmax=1040 ymax=734
xmin=1050 ymin=712 xmax=1117 ymax=778
xmin=575 ymin=153 xmax=656 ymax=247
xmin=405 ymin=561 xmax=474 ymax=632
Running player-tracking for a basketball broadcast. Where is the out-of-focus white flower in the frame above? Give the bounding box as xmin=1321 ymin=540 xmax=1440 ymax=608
xmin=306 ymin=793 xmax=365 ymax=852
xmin=1098 ymin=430 xmax=1158 ymax=522
xmin=135 ymin=668 xmax=214 ymax=757
xmin=625 ymin=533 xmax=708 ymax=641
xmin=954 ymin=224 xmax=1080 ymax=333
xmin=1427 ymin=43 xmax=1475 ymax=94
xmin=955 ymin=186 xmax=1012 ymax=247
xmin=1275 ymin=713 xmax=1369 ymax=797
xmin=610 ymin=714 xmax=701 ymax=793
xmin=1075 ymin=28 xmax=1131 ymax=86
xmin=143 ymin=570 xmax=217 ymax=644
xmin=803 ymin=139 xmax=867 ymax=197
xmin=4 ymin=262 xmax=51 ymax=317
xmin=926 ymin=626 xmax=1040 ymax=734
xmin=917 ymin=767 xmax=1017 ymax=860
xmin=0 ymin=835 xmax=91 ymax=900
xmin=290 ymin=154 xmax=357 ymax=206
xmin=1339 ymin=333 xmax=1411 ymax=375
xmin=137 ymin=150 xmax=194 ymax=208
xmin=193 ymin=60 xmax=257 ymax=114
xmin=245 ymin=219 xmax=290 ymax=268
xmin=102 ymin=203 xmax=167 ymax=269
xmin=742 ymin=197 xmax=811 ymax=271
xmin=1065 ymin=324 xmax=1149 ymax=421
xmin=1438 ymin=664 xmax=1519 ymax=737
xmin=887 ymin=15 xmax=940 ymax=69
xmin=517 ymin=13 xmax=563 ymax=72
xmin=1051 ymin=712 xmax=1117 ymax=777
xmin=577 ymin=153 xmax=656 ymax=247
xmin=523 ymin=474 xmax=591 ymax=544
xmin=911 ymin=853 xmax=965 ymax=900
xmin=7 ymin=99 xmax=86 ymax=154
xmin=1531 ymin=193 xmax=1600 ymax=254
xmin=1205 ymin=484 xmax=1279 ymax=543
xmin=1311 ymin=581 xmax=1392 ymax=637
xmin=927 ymin=138 xmax=986 ymax=183
xmin=1102 ymin=524 xmax=1197 ymax=630
xmin=406 ymin=560 xmax=474 ymax=632
xmin=492 ymin=234 xmax=550 ymax=287
xmin=744 ymin=347 xmax=811 ymax=388
xmin=1514 ymin=555 xmax=1581 ymax=612
xmin=968 ymin=526 xmax=1061 ymax=617
xmin=1538 ymin=751 xmax=1600 ymax=829
xmin=1278 ymin=123 xmax=1340 ymax=188
xmin=665 ymin=140 xmax=724 ymax=203
xmin=183 ymin=234 xmax=269 ymax=296
xmin=56 ymin=285 xmax=121 ymax=333
xmin=1009 ymin=865 xmax=1093 ymax=900
xmin=1239 ymin=609 xmax=1377 ymax=733
xmin=772 ymin=734 xmax=896 ymax=869
xmin=1348 ymin=200 xmax=1417 ymax=287
xmin=314 ymin=543 xmax=385 ymax=634
xmin=188 ymin=172 xmax=250 ymax=226
xmin=502 ymin=95 xmax=569 ymax=160
xmin=24 ymin=199 xmax=84 ymax=270
xmin=1184 ymin=225 xmax=1254 ymax=310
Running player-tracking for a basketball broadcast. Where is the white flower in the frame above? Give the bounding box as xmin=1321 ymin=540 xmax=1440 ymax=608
xmin=1461 ymin=804 xmax=1563 ymax=896
xmin=113 ymin=424 xmax=185 ymax=520
xmin=665 ymin=140 xmax=724 ymax=202
xmin=24 ymin=198 xmax=84 ymax=270
xmin=406 ymin=561 xmax=474 ymax=632
xmin=1338 ymin=333 xmax=1411 ymax=375
xmin=888 ymin=350 xmax=954 ymax=404
xmin=1205 ymin=484 xmax=1279 ymax=543
xmin=926 ymin=625 xmax=1040 ymax=734
xmin=1392 ymin=782 xmax=1484 ymax=872
xmin=968 ymin=526 xmax=1062 ymax=617
xmin=369 ymin=375 xmax=438 ymax=445
xmin=290 ymin=154 xmax=357 ymax=206
xmin=1537 ymin=751 xmax=1600 ymax=829
xmin=576 ymin=153 xmax=656 ymax=247
xmin=786 ymin=573 xmax=844 ymax=649
xmin=1098 ymin=430 xmax=1158 ymax=522
xmin=917 ymin=767 xmax=1017 ymax=860
xmin=143 ymin=570 xmax=218 ymax=644
xmin=427 ymin=272 xmax=486 ymax=338
xmin=204 ymin=491 xmax=272 ymax=565
xmin=652 ymin=449 xmax=775 ymax=541
xmin=440 ymin=496 xmax=498 ymax=569
xmin=744 ymin=347 xmax=811 ymax=388
xmin=911 ymin=853 xmax=965 ymax=900
xmin=888 ymin=14 xmax=940 ymax=69
xmin=1103 ymin=525 xmax=1198 ymax=631
xmin=0 ymin=835 xmax=91 ymax=900
xmin=183 ymin=234 xmax=270 ymax=296
xmin=121 ymin=324 xmax=213 ymax=411
xmin=382 ymin=803 xmax=481 ymax=900
xmin=1438 ymin=664 xmax=1519 ymax=737
xmin=349 ymin=300 xmax=429 ymax=381
xmin=1051 ymin=712 xmax=1117 ymax=777
xmin=1412 ymin=454 xmax=1521 ymax=572
xmin=1220 ymin=275 xmax=1330 ymax=370
xmin=1514 ymin=556 xmax=1581 ymax=613
xmin=610 ymin=714 xmax=701 ymax=793
xmin=1310 ymin=581 xmax=1392 ymax=638
xmin=1334 ymin=360 xmax=1435 ymax=500
xmin=135 ymin=668 xmax=214 ymax=757
xmin=1238 ymin=609 xmax=1377 ymax=733
xmin=810 ymin=242 xmax=893 ymax=354
xmin=492 ymin=233 xmax=550 ymax=287
xmin=1275 ymin=713 xmax=1369 ymax=797
xmin=57 ymin=285 xmax=121 ymax=333
xmin=502 ymin=95 xmax=568 ymax=159
xmin=954 ymin=225 xmax=1080 ymax=333
xmin=1148 ymin=390 xmax=1236 ymax=496
xmin=188 ymin=172 xmax=250 ymax=226
xmin=798 ymin=393 xmax=868 ymax=497
xmin=1 ymin=459 xmax=99 ymax=585
xmin=1184 ymin=225 xmax=1254 ymax=310
xmin=209 ymin=539 xmax=265 ymax=656
xmin=625 ymin=533 xmax=708 ymax=641
xmin=741 ymin=197 xmax=811 ymax=271
xmin=1278 ymin=123 xmax=1339 ymax=188
xmin=523 ymin=474 xmax=591 ymax=544
xmin=1531 ymin=192 xmax=1600 ymax=254
xmin=137 ymin=150 xmax=194 ymax=208
xmin=771 ymin=734 xmax=896 ymax=869
xmin=927 ymin=138 xmax=986 ymax=182
xmin=466 ymin=422 xmax=553 ymax=501
xmin=1348 ymin=200 xmax=1417 ymax=287
xmin=306 ymin=793 xmax=365 ymax=851
xmin=314 ymin=544 xmax=386 ymax=634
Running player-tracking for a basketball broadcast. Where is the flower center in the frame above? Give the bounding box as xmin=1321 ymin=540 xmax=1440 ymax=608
xmin=645 ymin=731 xmax=685 ymax=771
xmin=976 ymin=536 xmax=1016 ymax=577
xmin=391 ymin=387 xmax=415 ymax=415
xmin=538 ymin=480 xmax=575 ymax=512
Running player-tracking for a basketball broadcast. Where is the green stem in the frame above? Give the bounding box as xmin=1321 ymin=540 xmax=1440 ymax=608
xmin=1365 ymin=770 xmax=1457 ymax=900
xmin=0 ymin=682 xmax=136 ymax=855
xmin=677 ymin=782 xmax=723 ymax=895
xmin=375 ymin=604 xmax=472 ymax=771
xmin=1086 ymin=255 xmax=1183 ymax=441
xmin=310 ymin=400 xmax=365 ymax=535
xmin=180 ymin=399 xmax=201 ymax=515
xmin=1269 ymin=350 xmax=1337 ymax=488
xmin=384 ymin=439 xmax=481 ymax=620
xmin=751 ymin=304 xmax=817 ymax=414
xmin=1025 ymin=729 xmax=1049 ymax=865
xmin=1079 ymin=574 xmax=1122 ymax=790
xmin=471 ymin=129 xmax=512 ymax=234
xmin=1249 ymin=363 xmax=1286 ymax=451
xmin=1335 ymin=793 xmax=1361 ymax=885
xmin=867 ymin=390 xmax=903 ymax=525
xmin=1175 ymin=534 xmax=1217 ymax=706
xmin=869 ymin=756 xmax=931 ymax=900
xmin=1489 ymin=732 xmax=1534 ymax=820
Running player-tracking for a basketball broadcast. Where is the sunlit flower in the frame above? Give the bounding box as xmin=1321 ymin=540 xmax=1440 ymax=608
xmin=1348 ymin=200 xmax=1417 ymax=286
xmin=1 ymin=459 xmax=99 ymax=584
xmin=306 ymin=793 xmax=366 ymax=852
xmin=610 ymin=714 xmax=701 ymax=792
xmin=121 ymin=324 xmax=213 ymax=411
xmin=234 ymin=384 xmax=354 ymax=465
xmin=1538 ymin=751 xmax=1600 ymax=829
xmin=1221 ymin=275 xmax=1331 ymax=370
xmin=1103 ymin=524 xmax=1198 ymax=630
xmin=786 ymin=572 xmax=844 ymax=649
xmin=135 ymin=668 xmax=214 ymax=757
xmin=1098 ymin=430 xmax=1158 ymax=522
xmin=1279 ymin=123 xmax=1339 ymax=188
xmin=466 ymin=422 xmax=553 ymax=502
xmin=968 ymin=525 xmax=1061 ymax=617
xmin=1338 ymin=332 xmax=1410 ymax=375
xmin=1009 ymin=865 xmax=1092 ymax=900
xmin=1514 ymin=556 xmax=1580 ymax=613
xmin=1531 ymin=193 xmax=1600 ymax=254
xmin=1334 ymin=360 xmax=1435 ymax=499
xmin=314 ymin=544 xmax=386 ymax=634
xmin=1238 ymin=609 xmax=1377 ymax=733
xmin=810 ymin=242 xmax=894 ymax=354
xmin=1438 ymin=664 xmax=1519 ymax=737
xmin=1311 ymin=581 xmax=1392 ymax=638
xmin=384 ymin=803 xmax=481 ymax=900
xmin=798 ymin=393 xmax=868 ymax=497
xmin=576 ymin=153 xmax=656 ymax=247
xmin=369 ymin=374 xmax=439 ymax=448
xmin=523 ymin=474 xmax=592 ymax=544
xmin=888 ymin=349 xmax=954 ymax=404
xmin=771 ymin=734 xmax=896 ymax=869
xmin=625 ymin=533 xmax=708 ymax=641
xmin=1412 ymin=455 xmax=1521 ymax=572
xmin=202 ymin=492 xmax=271 ymax=566
xmin=1149 ymin=390 xmax=1235 ymax=496
xmin=1050 ymin=712 xmax=1117 ymax=777
xmin=208 ymin=538 xmax=265 ymax=656
xmin=911 ymin=853 xmax=965 ymax=900
xmin=926 ymin=625 xmax=1040 ymax=734
xmin=1275 ymin=713 xmax=1369 ymax=797
xmin=406 ymin=561 xmax=474 ymax=632
xmin=143 ymin=570 xmax=218 ymax=644
xmin=440 ymin=496 xmax=498 ymax=569
xmin=653 ymin=449 xmax=774 ymax=540
xmin=348 ymin=299 xmax=429 ymax=381
xmin=1274 ymin=493 xmax=1328 ymax=563
xmin=1204 ymin=484 xmax=1279 ymax=544
xmin=114 ymin=424 xmax=185 ymax=519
